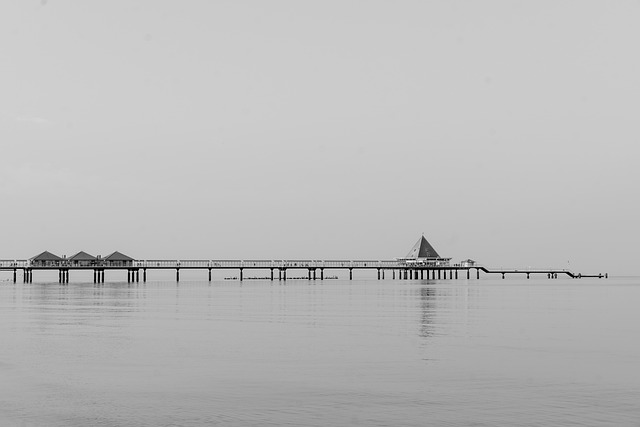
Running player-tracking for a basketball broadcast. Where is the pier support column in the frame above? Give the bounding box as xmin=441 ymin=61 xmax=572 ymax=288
xmin=382 ymin=270 xmax=385 ymax=280
xmin=136 ymin=270 xmax=139 ymax=283
xmin=93 ymin=270 xmax=97 ymax=283
xmin=127 ymin=270 xmax=131 ymax=283
xmin=320 ymin=268 xmax=324 ymax=280
xmin=477 ymin=269 xmax=480 ymax=280
xmin=437 ymin=270 xmax=441 ymax=280
xmin=278 ymin=269 xmax=282 ymax=281
xmin=527 ymin=273 xmax=530 ymax=279
xmin=466 ymin=269 xmax=470 ymax=280
xmin=58 ymin=270 xmax=62 ymax=283
xmin=283 ymin=269 xmax=286 ymax=281
xmin=143 ymin=269 xmax=147 ymax=283
xmin=377 ymin=269 xmax=380 ymax=280
xmin=313 ymin=269 xmax=316 ymax=280
xmin=455 ymin=270 xmax=458 ymax=279
xmin=270 ymin=269 xmax=273 ymax=281
xmin=209 ymin=268 xmax=212 ymax=282
xmin=102 ymin=270 xmax=105 ymax=283
xmin=420 ymin=270 xmax=423 ymax=280
xmin=239 ymin=268 xmax=243 ymax=281
xmin=349 ymin=268 xmax=353 ymax=280
xmin=13 ymin=269 xmax=16 ymax=283
xmin=502 ymin=273 xmax=505 ymax=279
xmin=176 ymin=269 xmax=180 ymax=282
xmin=392 ymin=270 xmax=395 ymax=280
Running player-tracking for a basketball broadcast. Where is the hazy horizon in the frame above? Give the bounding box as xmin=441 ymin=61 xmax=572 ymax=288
xmin=2 ymin=1 xmax=639 ymax=275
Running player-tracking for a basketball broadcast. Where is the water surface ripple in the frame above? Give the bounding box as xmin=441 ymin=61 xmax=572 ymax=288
xmin=1 ymin=277 xmax=639 ymax=426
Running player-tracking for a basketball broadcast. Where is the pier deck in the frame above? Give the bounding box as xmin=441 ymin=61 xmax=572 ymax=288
xmin=0 ymin=259 xmax=604 ymax=283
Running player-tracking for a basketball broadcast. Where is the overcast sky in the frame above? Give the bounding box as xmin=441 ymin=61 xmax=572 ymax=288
xmin=1 ymin=1 xmax=639 ymax=275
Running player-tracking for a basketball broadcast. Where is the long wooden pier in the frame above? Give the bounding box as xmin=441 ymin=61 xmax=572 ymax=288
xmin=0 ymin=259 xmax=605 ymax=284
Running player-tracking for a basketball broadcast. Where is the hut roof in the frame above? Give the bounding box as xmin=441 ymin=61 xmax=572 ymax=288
xmin=69 ymin=251 xmax=97 ymax=261
xmin=405 ymin=235 xmax=441 ymax=259
xmin=30 ymin=251 xmax=63 ymax=261
xmin=104 ymin=251 xmax=134 ymax=261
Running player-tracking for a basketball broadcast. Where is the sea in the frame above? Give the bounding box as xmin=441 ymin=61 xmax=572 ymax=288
xmin=1 ymin=274 xmax=640 ymax=426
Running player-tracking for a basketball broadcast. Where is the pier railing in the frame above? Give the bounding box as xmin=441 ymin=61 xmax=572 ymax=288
xmin=1 ymin=259 xmax=403 ymax=269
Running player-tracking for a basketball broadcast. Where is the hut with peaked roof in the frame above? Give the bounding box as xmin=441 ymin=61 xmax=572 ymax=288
xmin=30 ymin=251 xmax=64 ymax=267
xmin=103 ymin=251 xmax=135 ymax=267
xmin=68 ymin=251 xmax=97 ymax=267
xmin=398 ymin=235 xmax=451 ymax=267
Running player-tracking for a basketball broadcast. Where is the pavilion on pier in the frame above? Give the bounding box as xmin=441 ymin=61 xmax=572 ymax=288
xmin=397 ymin=235 xmax=451 ymax=267
xmin=29 ymin=251 xmax=63 ymax=267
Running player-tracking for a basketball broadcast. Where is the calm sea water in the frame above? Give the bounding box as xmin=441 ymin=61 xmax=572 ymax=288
xmin=2 ymin=276 xmax=640 ymax=426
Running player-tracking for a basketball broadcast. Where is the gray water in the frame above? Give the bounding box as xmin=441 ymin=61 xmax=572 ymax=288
xmin=2 ymin=277 xmax=640 ymax=426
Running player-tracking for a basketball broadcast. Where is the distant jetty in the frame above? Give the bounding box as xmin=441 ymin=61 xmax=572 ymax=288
xmin=1 ymin=236 xmax=605 ymax=284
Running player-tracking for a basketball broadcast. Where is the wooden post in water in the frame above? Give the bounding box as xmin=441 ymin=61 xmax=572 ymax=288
xmin=176 ymin=269 xmax=180 ymax=282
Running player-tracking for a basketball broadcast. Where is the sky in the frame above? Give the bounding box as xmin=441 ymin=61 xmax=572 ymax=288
xmin=1 ymin=1 xmax=639 ymax=275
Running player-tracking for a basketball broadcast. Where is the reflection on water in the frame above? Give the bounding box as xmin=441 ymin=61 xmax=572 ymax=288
xmin=2 ymin=278 xmax=640 ymax=426
xmin=419 ymin=286 xmax=435 ymax=338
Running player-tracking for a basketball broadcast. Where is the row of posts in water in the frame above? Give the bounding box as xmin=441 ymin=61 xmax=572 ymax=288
xmin=12 ymin=267 xmax=495 ymax=283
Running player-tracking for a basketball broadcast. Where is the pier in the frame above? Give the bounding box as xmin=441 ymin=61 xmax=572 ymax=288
xmin=0 ymin=237 xmax=606 ymax=284
xmin=0 ymin=259 xmax=602 ymax=284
